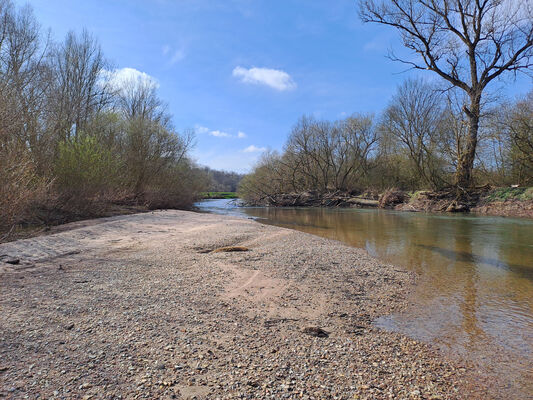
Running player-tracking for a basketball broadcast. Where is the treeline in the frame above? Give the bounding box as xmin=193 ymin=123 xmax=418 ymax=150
xmin=199 ymin=167 xmax=244 ymax=192
xmin=239 ymin=79 xmax=532 ymax=203
xmin=0 ymin=0 xmax=207 ymax=232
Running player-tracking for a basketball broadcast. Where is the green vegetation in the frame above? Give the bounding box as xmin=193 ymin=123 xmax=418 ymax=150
xmin=486 ymin=188 xmax=533 ymax=203
xmin=0 ymin=0 xmax=208 ymax=235
xmin=201 ymin=192 xmax=238 ymax=199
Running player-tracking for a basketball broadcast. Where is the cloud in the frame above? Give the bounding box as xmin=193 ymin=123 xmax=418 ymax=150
xmin=232 ymin=66 xmax=296 ymax=91
xmin=210 ymin=130 xmax=231 ymax=138
xmin=100 ymin=67 xmax=159 ymax=91
xmin=162 ymin=44 xmax=185 ymax=64
xmin=191 ymin=149 xmax=262 ymax=174
xmin=195 ymin=125 xmax=209 ymax=134
xmin=243 ymin=145 xmax=266 ymax=153
xmin=196 ymin=125 xmax=247 ymax=139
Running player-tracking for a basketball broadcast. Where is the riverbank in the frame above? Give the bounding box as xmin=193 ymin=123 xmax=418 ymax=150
xmin=0 ymin=211 xmax=491 ymax=399
xmin=241 ymin=187 xmax=533 ymax=219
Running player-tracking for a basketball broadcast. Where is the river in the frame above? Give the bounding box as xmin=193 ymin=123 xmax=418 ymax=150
xmin=196 ymin=199 xmax=533 ymax=396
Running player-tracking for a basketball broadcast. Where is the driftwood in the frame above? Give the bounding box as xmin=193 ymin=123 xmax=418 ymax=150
xmin=247 ymin=191 xmax=379 ymax=208
xmin=346 ymin=197 xmax=379 ymax=207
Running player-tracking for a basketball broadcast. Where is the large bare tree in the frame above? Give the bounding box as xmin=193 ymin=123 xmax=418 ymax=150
xmin=382 ymin=78 xmax=448 ymax=188
xmin=359 ymin=0 xmax=533 ymax=188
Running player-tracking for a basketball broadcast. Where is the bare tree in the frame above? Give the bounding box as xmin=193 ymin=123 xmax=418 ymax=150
xmin=114 ymin=75 xmax=194 ymax=195
xmin=48 ymin=29 xmax=110 ymax=140
xmin=381 ymin=79 xmax=448 ymax=188
xmin=0 ymin=0 xmax=50 ymax=144
xmin=359 ymin=0 xmax=533 ymax=188
xmin=333 ymin=114 xmax=377 ymax=190
xmin=116 ymin=75 xmax=167 ymax=123
xmin=504 ymin=90 xmax=533 ymax=183
xmin=284 ymin=115 xmax=377 ymax=192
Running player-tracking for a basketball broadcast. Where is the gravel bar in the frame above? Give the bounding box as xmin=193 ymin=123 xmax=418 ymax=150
xmin=0 ymin=211 xmax=492 ymax=399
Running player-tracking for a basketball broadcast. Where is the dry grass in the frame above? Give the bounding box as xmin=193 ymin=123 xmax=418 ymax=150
xmin=0 ymin=145 xmax=51 ymax=232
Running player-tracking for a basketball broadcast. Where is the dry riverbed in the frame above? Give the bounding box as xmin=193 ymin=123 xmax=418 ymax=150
xmin=0 ymin=211 xmax=492 ymax=399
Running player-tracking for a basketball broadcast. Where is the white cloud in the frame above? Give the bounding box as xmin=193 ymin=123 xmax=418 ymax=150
xmin=101 ymin=67 xmax=159 ymax=91
xmin=191 ymin=149 xmax=261 ymax=174
xmin=243 ymin=145 xmax=266 ymax=153
xmin=196 ymin=125 xmax=247 ymax=139
xmin=232 ymin=66 xmax=296 ymax=91
xmin=162 ymin=45 xmax=171 ymax=56
xmin=210 ymin=130 xmax=231 ymax=138
xmin=195 ymin=125 xmax=209 ymax=134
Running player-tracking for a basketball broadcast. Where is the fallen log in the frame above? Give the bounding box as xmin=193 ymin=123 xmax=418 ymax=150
xmin=347 ymin=197 xmax=379 ymax=207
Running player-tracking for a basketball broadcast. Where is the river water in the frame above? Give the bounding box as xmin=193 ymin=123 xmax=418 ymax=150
xmin=196 ymin=199 xmax=533 ymax=396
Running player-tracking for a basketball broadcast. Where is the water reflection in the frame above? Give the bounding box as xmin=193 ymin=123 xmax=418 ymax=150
xmin=196 ymin=200 xmax=533 ymax=396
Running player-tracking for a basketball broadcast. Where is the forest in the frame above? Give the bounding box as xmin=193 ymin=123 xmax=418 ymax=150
xmin=239 ymin=81 xmax=533 ymax=204
xmin=0 ymin=0 xmax=208 ymax=234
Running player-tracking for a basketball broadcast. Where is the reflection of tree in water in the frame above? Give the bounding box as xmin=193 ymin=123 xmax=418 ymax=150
xmin=239 ymin=205 xmax=533 ymax=396
xmin=453 ymin=219 xmax=486 ymax=350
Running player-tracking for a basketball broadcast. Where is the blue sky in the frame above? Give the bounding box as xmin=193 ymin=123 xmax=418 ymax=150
xmin=26 ymin=0 xmax=532 ymax=173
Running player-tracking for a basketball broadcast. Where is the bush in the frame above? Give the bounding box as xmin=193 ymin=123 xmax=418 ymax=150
xmin=54 ymin=135 xmax=122 ymax=208
xmin=0 ymin=144 xmax=50 ymax=229
xmin=142 ymin=164 xmax=209 ymax=209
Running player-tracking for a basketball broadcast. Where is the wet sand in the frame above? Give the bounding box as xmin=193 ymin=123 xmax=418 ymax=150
xmin=1 ymin=211 xmax=491 ymax=399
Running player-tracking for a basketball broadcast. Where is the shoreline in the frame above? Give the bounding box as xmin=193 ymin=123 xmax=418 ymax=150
xmin=241 ymin=189 xmax=533 ymax=219
xmin=1 ymin=211 xmax=495 ymax=398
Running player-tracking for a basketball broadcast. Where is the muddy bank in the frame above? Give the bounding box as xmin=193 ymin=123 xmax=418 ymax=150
xmin=0 ymin=211 xmax=493 ymax=399
xmin=243 ymin=187 xmax=533 ymax=219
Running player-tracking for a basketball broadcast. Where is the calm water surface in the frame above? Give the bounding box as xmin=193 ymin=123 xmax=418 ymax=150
xmin=197 ymin=199 xmax=533 ymax=395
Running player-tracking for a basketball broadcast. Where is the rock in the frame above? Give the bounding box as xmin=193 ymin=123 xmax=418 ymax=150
xmin=302 ymin=327 xmax=329 ymax=338
xmin=2 ymin=257 xmax=20 ymax=265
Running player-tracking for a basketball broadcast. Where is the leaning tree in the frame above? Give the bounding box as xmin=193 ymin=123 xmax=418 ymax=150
xmin=359 ymin=0 xmax=533 ymax=188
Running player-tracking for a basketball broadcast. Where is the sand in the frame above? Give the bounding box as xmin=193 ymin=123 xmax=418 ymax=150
xmin=0 ymin=210 xmax=490 ymax=399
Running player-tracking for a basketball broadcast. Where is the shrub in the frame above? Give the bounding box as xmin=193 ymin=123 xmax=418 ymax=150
xmin=54 ymin=135 xmax=122 ymax=208
xmin=0 ymin=144 xmax=50 ymax=230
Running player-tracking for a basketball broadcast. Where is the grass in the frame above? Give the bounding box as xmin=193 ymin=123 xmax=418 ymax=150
xmin=485 ymin=187 xmax=533 ymax=202
xmin=200 ymin=192 xmax=238 ymax=199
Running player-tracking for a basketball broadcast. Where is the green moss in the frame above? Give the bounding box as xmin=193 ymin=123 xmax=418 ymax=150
xmin=486 ymin=187 xmax=533 ymax=202
xmin=519 ymin=187 xmax=533 ymax=201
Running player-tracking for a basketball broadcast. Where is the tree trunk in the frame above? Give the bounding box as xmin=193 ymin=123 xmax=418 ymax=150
xmin=456 ymin=95 xmax=481 ymax=189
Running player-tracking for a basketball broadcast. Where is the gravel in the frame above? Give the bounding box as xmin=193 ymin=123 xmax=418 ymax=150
xmin=0 ymin=210 xmax=492 ymax=399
